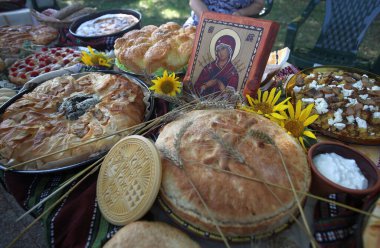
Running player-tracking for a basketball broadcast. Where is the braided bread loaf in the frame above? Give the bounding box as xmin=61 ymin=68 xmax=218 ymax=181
xmin=114 ymin=22 xmax=196 ymax=74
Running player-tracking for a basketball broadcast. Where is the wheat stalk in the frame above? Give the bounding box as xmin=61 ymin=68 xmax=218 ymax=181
xmin=182 ymin=168 xmax=231 ymax=248
xmin=163 ymin=153 xmax=311 ymax=245
xmin=16 ymin=158 xmax=102 ymax=222
xmin=182 ymin=159 xmax=380 ymax=220
xmin=246 ymin=129 xmax=316 ymax=248
xmin=6 ymin=162 xmax=101 ymax=248
xmin=209 ymin=130 xmax=316 ymax=246
xmin=153 ymin=93 xmax=188 ymax=106
xmin=171 ymin=120 xmax=231 ymax=248
xmin=4 ymin=122 xmax=146 ymax=171
xmin=4 ymin=99 xmax=199 ymax=171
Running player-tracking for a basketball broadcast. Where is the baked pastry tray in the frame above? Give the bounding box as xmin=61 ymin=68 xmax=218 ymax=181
xmin=0 ymin=70 xmax=154 ymax=174
xmin=285 ymin=65 xmax=380 ymax=146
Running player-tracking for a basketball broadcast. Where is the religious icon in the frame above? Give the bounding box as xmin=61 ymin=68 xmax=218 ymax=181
xmin=184 ymin=12 xmax=279 ymax=97
xmin=193 ymin=32 xmax=240 ymax=96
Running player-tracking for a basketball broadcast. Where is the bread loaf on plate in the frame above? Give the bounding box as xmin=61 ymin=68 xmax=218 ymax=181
xmin=156 ymin=109 xmax=311 ymax=237
xmin=114 ymin=22 xmax=196 ymax=74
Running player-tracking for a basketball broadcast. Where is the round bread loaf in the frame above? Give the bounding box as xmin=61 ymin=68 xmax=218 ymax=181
xmin=103 ymin=221 xmax=200 ymax=248
xmin=156 ymin=109 xmax=311 ymax=237
xmin=114 ymin=22 xmax=196 ymax=74
xmin=0 ymin=73 xmax=146 ymax=170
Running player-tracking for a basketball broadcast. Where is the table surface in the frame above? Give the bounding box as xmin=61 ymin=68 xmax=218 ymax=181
xmin=0 ymin=65 xmax=379 ymax=248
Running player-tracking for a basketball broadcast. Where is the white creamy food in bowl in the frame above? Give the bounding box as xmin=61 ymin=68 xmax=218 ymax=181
xmin=75 ymin=13 xmax=139 ymax=37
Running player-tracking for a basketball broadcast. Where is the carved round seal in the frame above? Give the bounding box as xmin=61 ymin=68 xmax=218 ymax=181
xmin=97 ymin=135 xmax=161 ymax=226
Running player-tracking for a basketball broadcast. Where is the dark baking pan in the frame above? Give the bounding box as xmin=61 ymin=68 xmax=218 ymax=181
xmin=69 ymin=9 xmax=142 ymax=40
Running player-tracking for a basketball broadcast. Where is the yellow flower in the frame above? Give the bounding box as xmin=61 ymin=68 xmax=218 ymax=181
xmin=149 ymin=70 xmax=182 ymax=96
xmin=239 ymin=88 xmax=290 ymax=121
xmin=81 ymin=46 xmax=113 ymax=68
xmin=279 ymin=100 xmax=319 ymax=150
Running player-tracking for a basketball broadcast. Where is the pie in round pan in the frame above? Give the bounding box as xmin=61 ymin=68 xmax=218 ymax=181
xmin=286 ymin=66 xmax=380 ymax=145
xmin=156 ymin=109 xmax=311 ymax=237
xmin=75 ymin=13 xmax=139 ymax=37
xmin=69 ymin=9 xmax=142 ymax=39
xmin=0 ymin=72 xmax=147 ymax=171
xmin=7 ymin=47 xmax=82 ymax=85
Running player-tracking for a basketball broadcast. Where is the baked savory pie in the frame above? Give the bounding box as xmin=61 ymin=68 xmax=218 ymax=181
xmin=0 ymin=73 xmax=146 ymax=170
xmin=8 ymin=47 xmax=82 ymax=85
xmin=75 ymin=13 xmax=139 ymax=37
xmin=156 ymin=109 xmax=310 ymax=237
xmin=103 ymin=221 xmax=200 ymax=248
xmin=0 ymin=25 xmax=58 ymax=55
xmin=114 ymin=22 xmax=196 ymax=74
xmin=291 ymin=70 xmax=380 ymax=143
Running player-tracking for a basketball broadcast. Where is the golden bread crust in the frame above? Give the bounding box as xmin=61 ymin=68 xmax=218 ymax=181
xmin=0 ymin=73 xmax=145 ymax=170
xmin=114 ymin=22 xmax=196 ymax=74
xmin=156 ymin=109 xmax=310 ymax=236
xmin=29 ymin=25 xmax=59 ymax=45
xmin=103 ymin=221 xmax=200 ymax=248
xmin=0 ymin=25 xmax=57 ymax=55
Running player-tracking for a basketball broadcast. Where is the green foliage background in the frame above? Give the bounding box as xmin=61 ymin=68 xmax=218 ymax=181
xmin=58 ymin=0 xmax=379 ymax=61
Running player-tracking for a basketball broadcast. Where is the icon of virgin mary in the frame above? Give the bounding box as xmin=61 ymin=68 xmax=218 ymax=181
xmin=194 ymin=34 xmax=239 ymax=96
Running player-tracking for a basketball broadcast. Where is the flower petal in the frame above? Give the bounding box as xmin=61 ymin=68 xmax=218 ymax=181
xmin=299 ymin=103 xmax=314 ymax=122
xmin=295 ymin=100 xmax=302 ymax=119
xmin=262 ymin=90 xmax=269 ymax=103
xmin=279 ymin=110 xmax=288 ymax=118
xmin=88 ymin=46 xmax=95 ymax=55
xmin=303 ymin=114 xmax=319 ymax=126
xmin=246 ymin=94 xmax=254 ymax=107
xmin=239 ymin=106 xmax=255 ymax=113
xmin=298 ymin=137 xmax=306 ymax=151
xmin=275 ymin=105 xmax=289 ymax=111
xmin=303 ymin=130 xmax=317 ymax=139
xmin=288 ymin=101 xmax=295 ymax=119
xmin=257 ymin=89 xmax=262 ymax=101
xmin=270 ymin=112 xmax=288 ymax=119
xmin=277 ymin=97 xmax=291 ymax=107
xmin=267 ymin=88 xmax=276 ymax=104
xmin=272 ymin=90 xmax=281 ymax=105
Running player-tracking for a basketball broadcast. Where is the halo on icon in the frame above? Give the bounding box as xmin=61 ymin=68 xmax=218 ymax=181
xmin=210 ymin=29 xmax=241 ymax=61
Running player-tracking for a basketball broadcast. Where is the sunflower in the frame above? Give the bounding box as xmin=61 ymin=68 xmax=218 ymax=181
xmin=81 ymin=46 xmax=113 ymax=68
xmin=279 ymin=100 xmax=319 ymax=150
xmin=149 ymin=70 xmax=182 ymax=96
xmin=239 ymin=88 xmax=290 ymax=121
